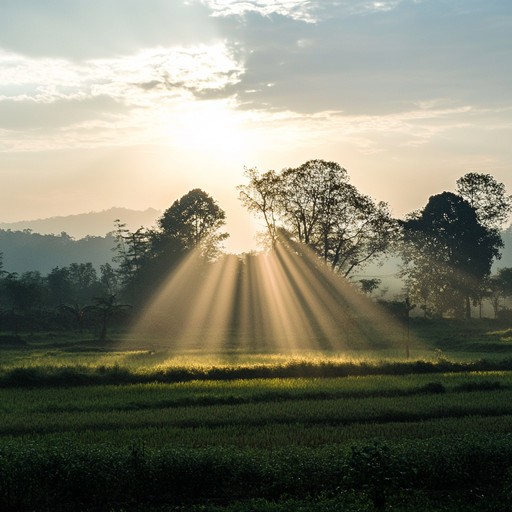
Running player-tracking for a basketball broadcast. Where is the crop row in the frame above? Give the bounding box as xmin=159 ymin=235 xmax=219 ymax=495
xmin=1 ymin=372 xmax=510 ymax=413
xmin=6 ymin=414 xmax=512 ymax=451
xmin=1 ymin=435 xmax=512 ymax=511
xmin=2 ymin=387 xmax=512 ymax=437
xmin=3 ymin=357 xmax=512 ymax=387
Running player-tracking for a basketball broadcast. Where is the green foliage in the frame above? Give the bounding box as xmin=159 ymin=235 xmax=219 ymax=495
xmin=401 ymin=192 xmax=503 ymax=319
xmin=1 ymin=435 xmax=512 ymax=511
xmin=456 ymin=172 xmax=512 ymax=229
xmin=157 ymin=188 xmax=228 ymax=257
xmin=238 ymin=160 xmax=397 ymax=276
xmin=4 ymin=356 xmax=512 ymax=388
xmin=2 ymin=328 xmax=512 ymax=509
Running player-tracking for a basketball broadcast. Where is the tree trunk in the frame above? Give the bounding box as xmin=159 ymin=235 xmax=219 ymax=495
xmin=465 ymin=295 xmax=471 ymax=320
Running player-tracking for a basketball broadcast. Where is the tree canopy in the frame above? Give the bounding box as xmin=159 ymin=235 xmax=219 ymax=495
xmin=156 ymin=188 xmax=228 ymax=257
xmin=401 ymin=191 xmax=503 ymax=318
xmin=238 ymin=160 xmax=397 ymax=276
xmin=456 ymin=172 xmax=512 ymax=229
xmin=112 ymin=188 xmax=228 ymax=303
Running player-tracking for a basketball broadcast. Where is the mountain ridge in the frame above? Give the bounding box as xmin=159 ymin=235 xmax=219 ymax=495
xmin=0 ymin=207 xmax=161 ymax=240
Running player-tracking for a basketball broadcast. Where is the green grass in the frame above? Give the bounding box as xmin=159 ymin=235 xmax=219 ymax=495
xmin=1 ymin=374 xmax=512 ymax=452
xmin=2 ymin=321 xmax=512 ymax=510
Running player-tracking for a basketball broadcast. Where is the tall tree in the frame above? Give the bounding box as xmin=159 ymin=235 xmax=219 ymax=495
xmin=112 ymin=189 xmax=228 ymax=303
xmin=238 ymin=160 xmax=397 ymax=276
xmin=456 ymin=172 xmax=512 ymax=229
xmin=279 ymin=160 xmax=348 ymax=248
xmin=112 ymin=220 xmax=152 ymax=288
xmin=401 ymin=192 xmax=503 ymax=319
xmin=156 ymin=188 xmax=228 ymax=259
xmin=237 ymin=168 xmax=281 ymax=246
xmin=488 ymin=267 xmax=512 ymax=318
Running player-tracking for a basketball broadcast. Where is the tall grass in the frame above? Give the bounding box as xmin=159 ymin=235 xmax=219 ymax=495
xmin=2 ymin=357 xmax=512 ymax=387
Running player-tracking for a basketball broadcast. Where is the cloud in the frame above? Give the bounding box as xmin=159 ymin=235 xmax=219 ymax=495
xmin=0 ymin=0 xmax=510 ymax=156
xmin=204 ymin=0 xmax=512 ymax=117
xmin=196 ymin=0 xmax=418 ymax=22
xmin=0 ymin=42 xmax=246 ymax=149
xmin=196 ymin=0 xmax=319 ymax=22
xmin=0 ymin=95 xmax=127 ymax=131
xmin=0 ymin=43 xmax=244 ymax=103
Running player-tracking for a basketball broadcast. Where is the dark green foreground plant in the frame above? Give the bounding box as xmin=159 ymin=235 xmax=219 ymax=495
xmin=2 ymin=436 xmax=512 ymax=511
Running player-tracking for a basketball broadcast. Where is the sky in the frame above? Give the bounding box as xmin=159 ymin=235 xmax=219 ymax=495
xmin=0 ymin=0 xmax=511 ymax=253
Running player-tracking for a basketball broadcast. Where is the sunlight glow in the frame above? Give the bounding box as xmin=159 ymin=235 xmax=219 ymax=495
xmin=131 ymin=238 xmax=418 ymax=355
xmin=158 ymin=99 xmax=253 ymax=160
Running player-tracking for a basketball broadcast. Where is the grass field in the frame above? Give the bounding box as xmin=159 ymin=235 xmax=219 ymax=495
xmin=2 ymin=319 xmax=512 ymax=511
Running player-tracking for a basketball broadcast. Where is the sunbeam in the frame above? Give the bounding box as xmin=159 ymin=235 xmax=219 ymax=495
xmin=130 ymin=239 xmax=420 ymax=356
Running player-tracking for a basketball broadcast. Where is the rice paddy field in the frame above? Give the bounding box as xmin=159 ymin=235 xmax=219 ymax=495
xmin=2 ymin=320 xmax=512 ymax=511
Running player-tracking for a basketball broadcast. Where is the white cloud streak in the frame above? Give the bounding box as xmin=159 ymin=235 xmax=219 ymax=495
xmin=196 ymin=0 xmax=417 ymax=21
xmin=196 ymin=0 xmax=319 ymax=22
xmin=0 ymin=43 xmax=244 ymax=106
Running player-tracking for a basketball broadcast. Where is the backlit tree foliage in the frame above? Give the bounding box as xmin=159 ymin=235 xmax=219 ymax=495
xmin=456 ymin=172 xmax=512 ymax=229
xmin=238 ymin=160 xmax=397 ymax=276
xmin=401 ymin=192 xmax=503 ymax=319
xmin=112 ymin=189 xmax=228 ymax=303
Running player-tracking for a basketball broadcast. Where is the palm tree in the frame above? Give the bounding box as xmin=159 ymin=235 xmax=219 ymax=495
xmin=92 ymin=295 xmax=131 ymax=342
xmin=58 ymin=303 xmax=95 ymax=333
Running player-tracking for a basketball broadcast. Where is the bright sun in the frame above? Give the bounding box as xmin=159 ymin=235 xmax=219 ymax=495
xmin=155 ymin=98 xmax=257 ymax=164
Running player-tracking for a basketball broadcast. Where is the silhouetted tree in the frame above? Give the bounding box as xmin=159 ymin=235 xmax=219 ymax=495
xmin=488 ymin=268 xmax=512 ymax=318
xmin=68 ymin=263 xmax=101 ymax=302
xmin=456 ymin=172 xmax=512 ymax=229
xmin=358 ymin=278 xmax=381 ymax=295
xmin=238 ymin=167 xmax=281 ymax=246
xmin=3 ymin=271 xmax=46 ymax=313
xmin=112 ymin=220 xmax=152 ymax=287
xmin=47 ymin=263 xmax=102 ymax=306
xmin=92 ymin=295 xmax=131 ymax=342
xmin=47 ymin=266 xmax=73 ymax=306
xmin=99 ymin=263 xmax=119 ymax=296
xmin=401 ymin=192 xmax=502 ymax=319
xmin=156 ymin=188 xmax=228 ymax=259
xmin=58 ymin=303 xmax=95 ymax=333
xmin=112 ymin=189 xmax=228 ymax=304
xmin=238 ymin=160 xmax=397 ymax=275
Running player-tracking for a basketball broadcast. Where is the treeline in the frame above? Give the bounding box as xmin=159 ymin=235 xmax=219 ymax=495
xmin=111 ymin=162 xmax=512 ymax=321
xmin=239 ymin=162 xmax=512 ymax=319
xmin=0 ymin=260 xmax=129 ymax=338
xmin=1 ymin=161 xmax=512 ymax=338
xmin=0 ymin=188 xmax=226 ymax=338
xmin=0 ymin=230 xmax=115 ymax=274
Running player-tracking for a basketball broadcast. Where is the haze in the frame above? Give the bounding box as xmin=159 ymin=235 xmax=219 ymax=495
xmin=1 ymin=0 xmax=511 ymax=253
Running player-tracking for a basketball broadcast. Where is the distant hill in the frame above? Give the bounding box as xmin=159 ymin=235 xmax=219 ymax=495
xmin=0 ymin=231 xmax=116 ymax=274
xmin=0 ymin=207 xmax=160 ymax=239
xmin=0 ymin=208 xmax=161 ymax=274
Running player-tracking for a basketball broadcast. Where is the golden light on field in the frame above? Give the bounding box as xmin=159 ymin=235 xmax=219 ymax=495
xmin=131 ymin=238 xmax=417 ymax=354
